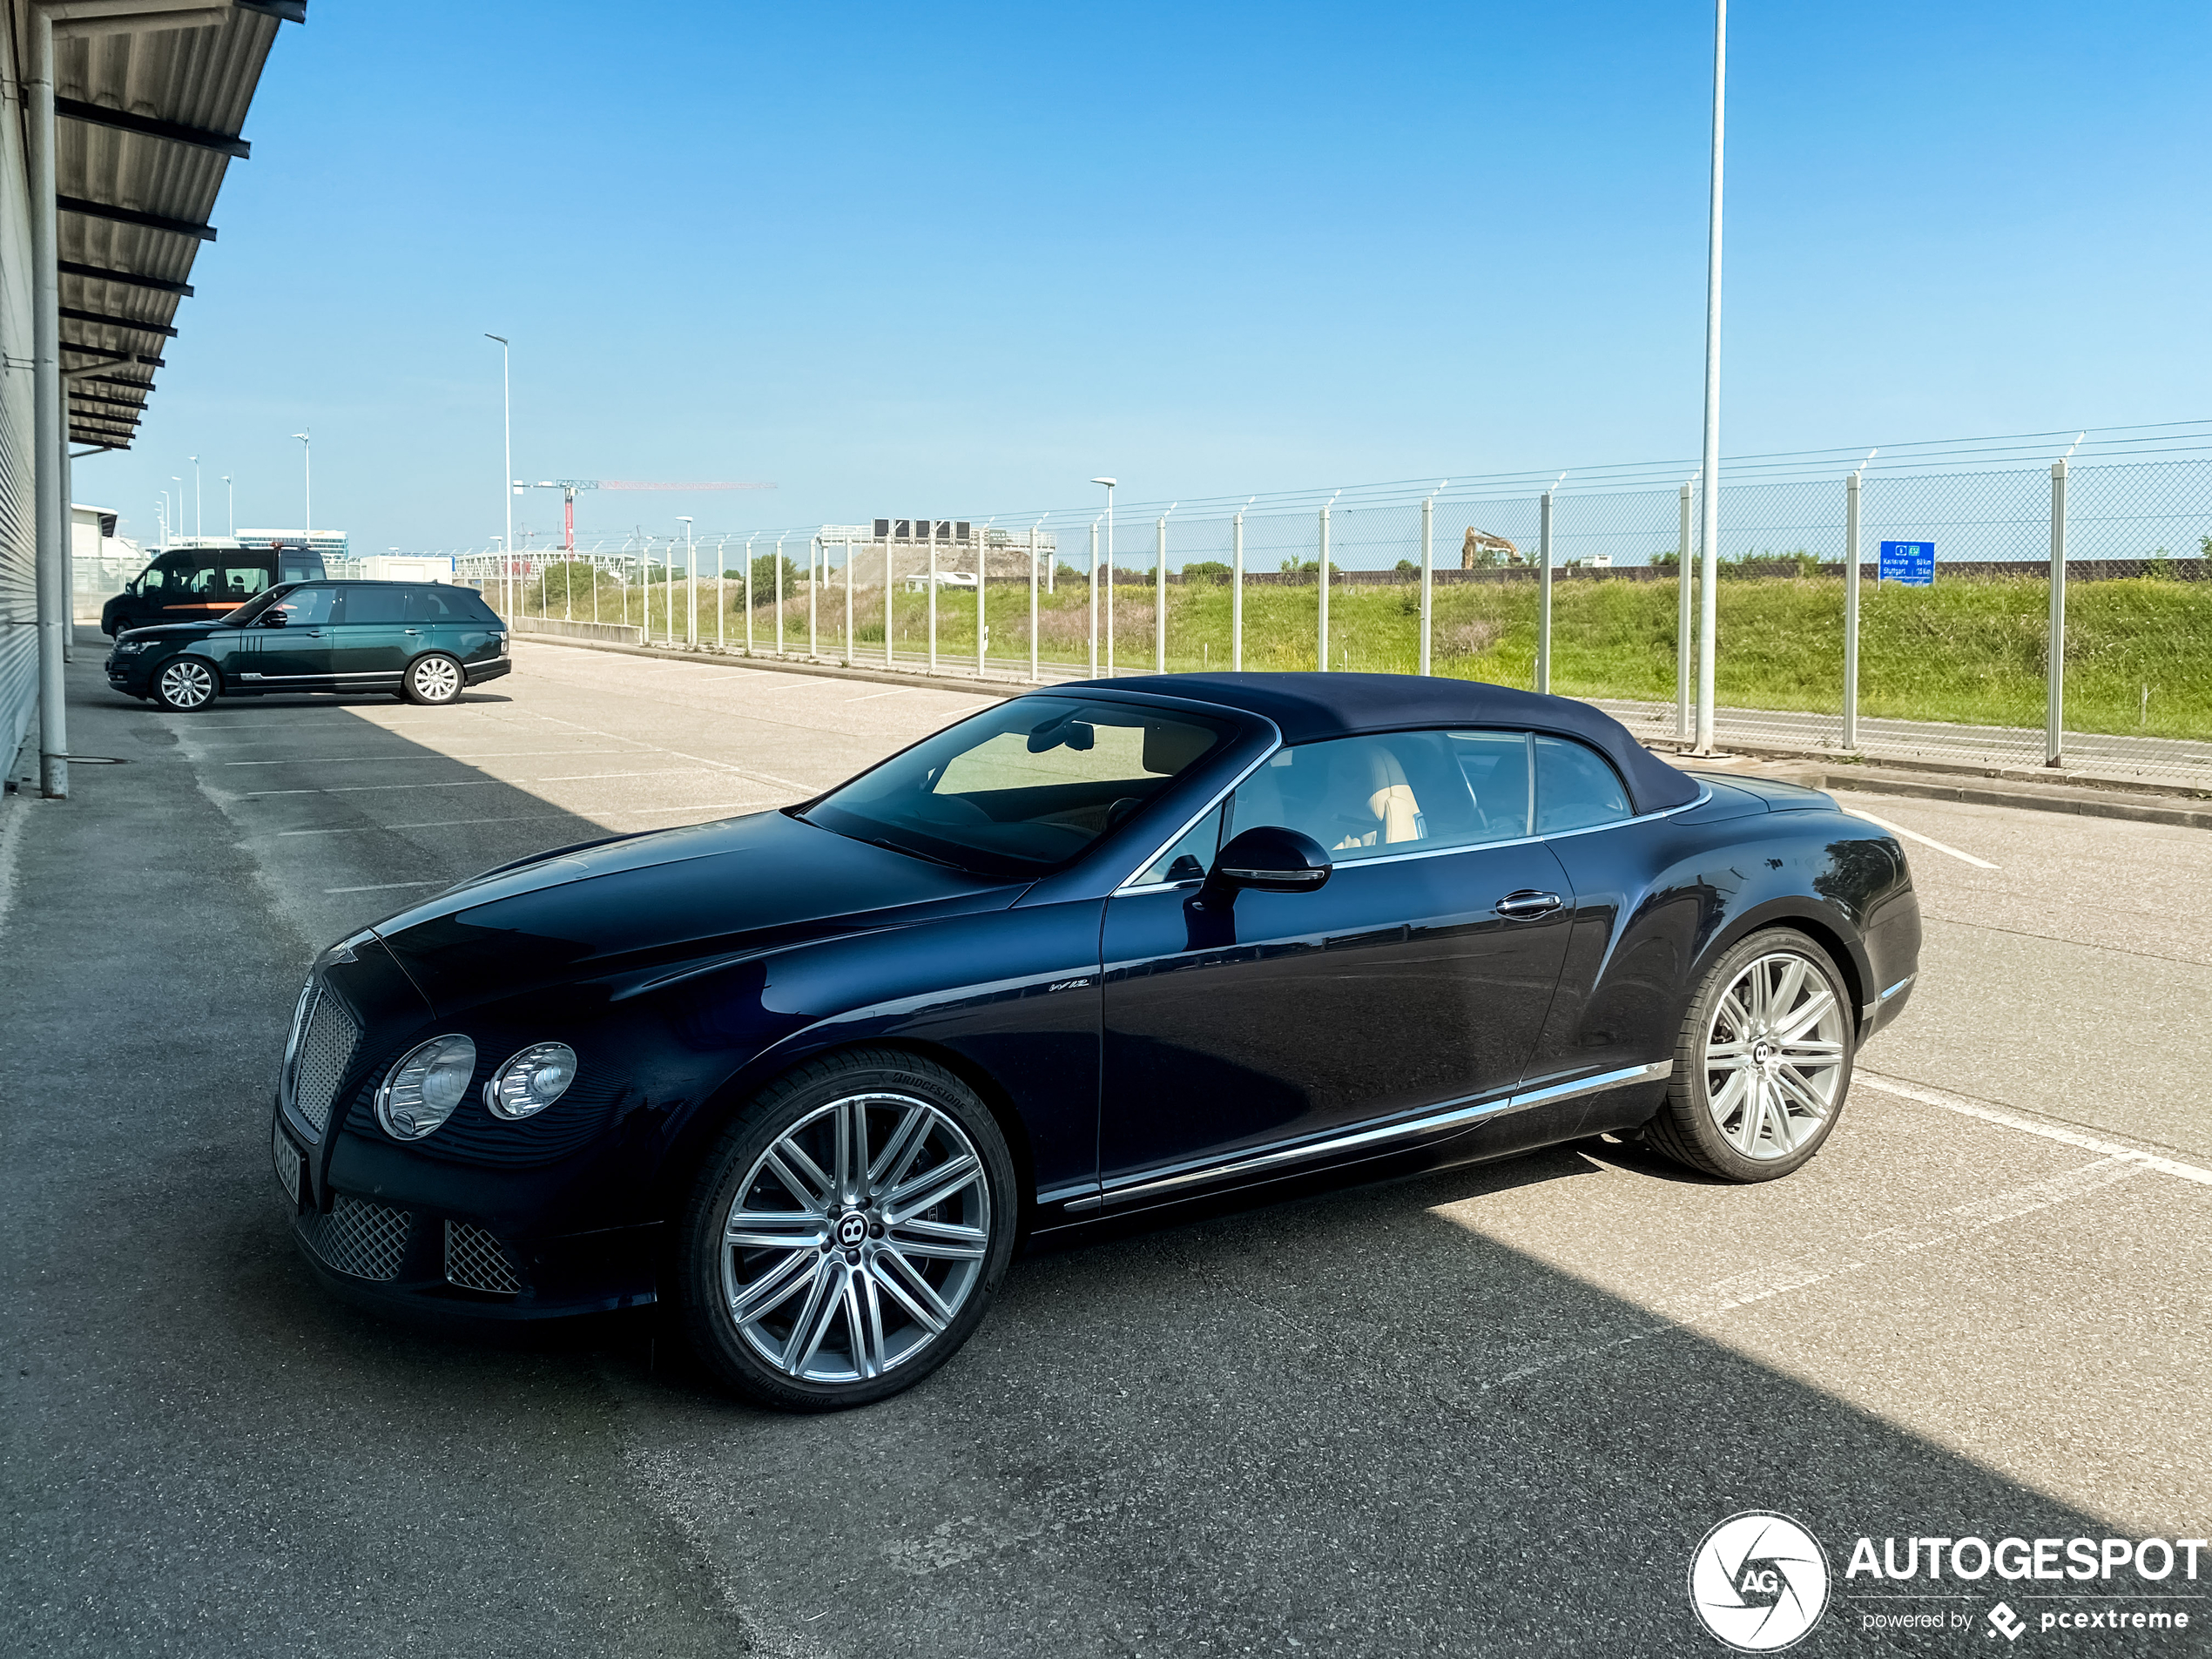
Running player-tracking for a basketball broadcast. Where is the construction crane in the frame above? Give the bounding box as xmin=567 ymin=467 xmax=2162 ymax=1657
xmin=513 ymin=478 xmax=776 ymax=550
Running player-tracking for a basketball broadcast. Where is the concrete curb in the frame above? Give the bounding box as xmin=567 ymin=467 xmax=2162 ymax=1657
xmin=516 ymin=631 xmax=2212 ymax=832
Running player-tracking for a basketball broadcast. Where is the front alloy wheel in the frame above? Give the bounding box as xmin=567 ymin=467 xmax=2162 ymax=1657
xmin=153 ymin=657 xmax=218 ymax=711
xmin=1645 ymin=928 xmax=1855 ymax=1181
xmin=404 ymin=653 xmax=463 ymax=705
xmin=679 ymin=1049 xmax=1016 ymax=1410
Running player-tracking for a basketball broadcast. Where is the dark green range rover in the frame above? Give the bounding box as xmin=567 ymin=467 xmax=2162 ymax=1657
xmin=105 ymin=580 xmax=511 ymax=711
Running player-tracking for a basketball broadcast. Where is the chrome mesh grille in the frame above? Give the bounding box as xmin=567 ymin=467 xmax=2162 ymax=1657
xmin=301 ymin=1194 xmax=410 ymax=1281
xmin=443 ymin=1221 xmax=521 ymax=1296
xmin=292 ymin=987 xmax=359 ymax=1136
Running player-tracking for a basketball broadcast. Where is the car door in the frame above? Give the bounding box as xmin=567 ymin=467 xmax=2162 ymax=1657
xmin=144 ymin=551 xmax=221 ymax=624
xmin=1099 ymin=729 xmax=1575 ymax=1190
xmin=327 ymin=584 xmax=412 ymax=687
xmin=234 ymin=583 xmax=340 ymax=686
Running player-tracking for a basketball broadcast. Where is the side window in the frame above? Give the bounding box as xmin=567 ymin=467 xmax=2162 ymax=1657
xmin=1534 ymin=736 xmax=1632 ymax=833
xmin=407 ymin=586 xmax=474 ymax=623
xmin=138 ymin=563 xmax=167 ymax=593
xmin=1229 ymin=732 xmax=1481 ymax=863
xmin=1134 ymin=803 xmax=1224 ymax=886
xmin=178 ymin=555 xmax=218 ymax=597
xmin=265 ymin=585 xmax=336 ymax=627
xmin=217 ymin=559 xmax=272 ymax=602
xmin=1442 ymin=732 xmax=1532 ymax=840
xmin=343 ymin=587 xmax=409 ymax=626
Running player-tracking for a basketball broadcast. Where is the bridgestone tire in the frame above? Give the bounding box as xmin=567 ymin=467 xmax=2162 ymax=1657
xmin=1644 ymin=927 xmax=1857 ymax=1183
xmin=677 ymin=1048 xmax=1019 ymax=1412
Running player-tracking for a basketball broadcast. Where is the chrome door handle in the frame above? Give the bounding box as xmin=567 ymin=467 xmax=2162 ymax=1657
xmin=1495 ymin=890 xmax=1563 ymax=920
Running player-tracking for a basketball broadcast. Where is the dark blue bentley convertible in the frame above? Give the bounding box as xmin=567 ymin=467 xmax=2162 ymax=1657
xmin=272 ymin=673 xmax=1921 ymax=1409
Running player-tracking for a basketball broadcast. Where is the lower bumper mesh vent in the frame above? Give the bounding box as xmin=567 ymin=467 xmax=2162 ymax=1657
xmin=444 ymin=1221 xmax=521 ymax=1296
xmin=302 ymin=1195 xmax=411 ymax=1281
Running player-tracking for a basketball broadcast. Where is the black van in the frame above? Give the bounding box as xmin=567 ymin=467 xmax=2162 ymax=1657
xmin=102 ymin=544 xmax=327 ymax=636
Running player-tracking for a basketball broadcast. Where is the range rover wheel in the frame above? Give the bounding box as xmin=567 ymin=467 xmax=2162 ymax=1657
xmin=402 ymin=653 xmax=463 ymax=705
xmin=1645 ymin=927 xmax=1856 ymax=1183
xmin=677 ymin=1049 xmax=1019 ymax=1412
xmin=152 ymin=657 xmax=219 ymax=712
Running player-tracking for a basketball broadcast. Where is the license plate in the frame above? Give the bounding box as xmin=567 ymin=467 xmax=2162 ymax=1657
xmin=273 ymin=1116 xmax=302 ymax=1208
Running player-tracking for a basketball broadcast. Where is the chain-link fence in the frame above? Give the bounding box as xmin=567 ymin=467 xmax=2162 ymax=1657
xmin=454 ymin=453 xmax=2212 ymax=793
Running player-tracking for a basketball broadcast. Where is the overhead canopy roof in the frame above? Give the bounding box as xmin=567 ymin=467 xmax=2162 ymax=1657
xmin=52 ymin=1 xmax=303 ymax=450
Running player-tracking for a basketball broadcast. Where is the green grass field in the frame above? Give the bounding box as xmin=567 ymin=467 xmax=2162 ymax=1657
xmin=519 ymin=567 xmax=2212 ymax=740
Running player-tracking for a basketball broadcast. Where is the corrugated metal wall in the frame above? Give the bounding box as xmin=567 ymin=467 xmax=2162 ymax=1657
xmin=0 ymin=10 xmax=43 ymax=772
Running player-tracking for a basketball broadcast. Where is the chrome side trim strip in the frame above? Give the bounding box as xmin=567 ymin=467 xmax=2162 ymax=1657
xmin=1880 ymin=974 xmax=1916 ymax=1001
xmin=1066 ymin=1059 xmax=1673 ymax=1211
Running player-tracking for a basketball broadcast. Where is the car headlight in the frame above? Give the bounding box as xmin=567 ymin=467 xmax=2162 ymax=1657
xmin=115 ymin=639 xmax=148 ymax=654
xmin=483 ymin=1042 xmax=577 ymax=1120
xmin=375 ymin=1034 xmax=477 ymax=1140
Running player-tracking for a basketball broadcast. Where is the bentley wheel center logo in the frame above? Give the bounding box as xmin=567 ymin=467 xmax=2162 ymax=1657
xmin=1690 ymin=1512 xmax=1832 ymax=1651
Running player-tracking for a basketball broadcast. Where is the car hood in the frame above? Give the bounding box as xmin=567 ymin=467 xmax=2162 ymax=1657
xmin=368 ymin=808 xmax=1027 ymax=1017
xmin=115 ymin=620 xmax=221 ymax=643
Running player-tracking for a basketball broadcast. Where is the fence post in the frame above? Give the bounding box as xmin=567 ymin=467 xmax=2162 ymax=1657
xmin=687 ymin=540 xmax=698 ymax=649
xmin=976 ymin=529 xmax=987 ymax=678
xmin=806 ymin=537 xmax=817 ymax=658
xmin=1843 ymin=471 xmax=1860 ymax=751
xmin=1089 ymin=522 xmax=1100 ymax=679
xmin=1155 ymin=515 xmax=1168 ymax=672
xmin=1419 ymin=496 xmax=1433 ymax=677
xmin=928 ymin=527 xmax=940 ymax=674
xmin=774 ymin=536 xmax=786 ymax=656
xmin=1105 ymin=521 xmax=1116 ymax=678
xmin=1318 ymin=505 xmax=1331 ymax=671
xmin=1232 ymin=511 xmax=1244 ymax=671
xmin=2047 ymin=459 xmax=2067 ymax=766
xmin=715 ymin=540 xmax=725 ymax=651
xmin=1537 ymin=489 xmax=1554 ymax=694
xmin=1676 ymin=482 xmax=1693 ymax=738
xmin=744 ymin=536 xmax=754 ymax=656
xmin=1028 ymin=528 xmax=1039 ymax=683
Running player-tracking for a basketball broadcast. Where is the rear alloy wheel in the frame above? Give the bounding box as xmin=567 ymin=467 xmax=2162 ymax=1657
xmin=152 ymin=656 xmax=219 ymax=712
xmin=678 ymin=1049 xmax=1018 ymax=1411
xmin=403 ymin=653 xmax=463 ymax=705
xmin=1645 ymin=927 xmax=1855 ymax=1182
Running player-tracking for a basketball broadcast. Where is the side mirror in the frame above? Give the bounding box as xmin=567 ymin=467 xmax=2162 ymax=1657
xmin=1206 ymin=826 xmax=1332 ymax=894
xmin=258 ymin=611 xmax=287 ymax=628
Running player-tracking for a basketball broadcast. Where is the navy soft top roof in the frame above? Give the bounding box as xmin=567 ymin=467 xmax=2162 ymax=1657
xmin=1062 ymin=672 xmax=1701 ymax=815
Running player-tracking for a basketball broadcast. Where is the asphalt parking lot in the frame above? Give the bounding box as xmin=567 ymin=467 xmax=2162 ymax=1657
xmin=4 ymin=640 xmax=2209 ymax=1657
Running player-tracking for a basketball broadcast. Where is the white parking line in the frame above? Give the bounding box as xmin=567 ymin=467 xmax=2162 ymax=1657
xmin=1838 ymin=805 xmax=1999 ymax=869
xmin=324 ymin=880 xmax=443 ymax=894
xmin=1858 ymin=1071 xmax=2212 ymax=1187
xmin=225 ymin=748 xmax=637 ymax=766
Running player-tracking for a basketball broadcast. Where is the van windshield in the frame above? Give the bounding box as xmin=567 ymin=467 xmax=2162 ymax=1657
xmin=799 ymin=697 xmax=1238 ymax=878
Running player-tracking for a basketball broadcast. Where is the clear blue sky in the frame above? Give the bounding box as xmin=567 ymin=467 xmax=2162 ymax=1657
xmin=82 ymin=0 xmax=2212 ymax=555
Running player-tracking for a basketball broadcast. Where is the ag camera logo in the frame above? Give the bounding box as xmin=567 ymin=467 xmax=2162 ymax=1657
xmin=1690 ymin=1512 xmax=1831 ymax=1651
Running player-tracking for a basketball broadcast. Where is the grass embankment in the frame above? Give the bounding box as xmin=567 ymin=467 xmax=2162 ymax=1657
xmin=516 ymin=568 xmax=2212 ymax=740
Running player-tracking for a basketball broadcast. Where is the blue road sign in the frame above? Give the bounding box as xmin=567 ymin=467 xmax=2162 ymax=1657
xmin=1878 ymin=540 xmax=1934 ymax=585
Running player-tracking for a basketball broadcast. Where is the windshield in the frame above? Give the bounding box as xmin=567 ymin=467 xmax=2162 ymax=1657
xmin=801 ymin=697 xmax=1238 ymax=878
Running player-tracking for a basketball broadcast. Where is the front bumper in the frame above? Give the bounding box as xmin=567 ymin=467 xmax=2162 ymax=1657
xmin=273 ymin=1107 xmax=661 ymax=1321
xmin=104 ymin=651 xmax=158 ymax=695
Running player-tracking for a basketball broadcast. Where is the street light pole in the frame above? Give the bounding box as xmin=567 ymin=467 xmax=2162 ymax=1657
xmin=222 ymin=474 xmax=233 ymax=536
xmin=189 ymin=455 xmax=200 ymax=537
xmin=1091 ymin=477 xmax=1116 ymax=677
xmin=291 ymin=429 xmax=312 ymax=540
xmin=1693 ymin=0 xmax=1727 ymax=754
xmin=486 ymin=334 xmax=510 ymax=618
